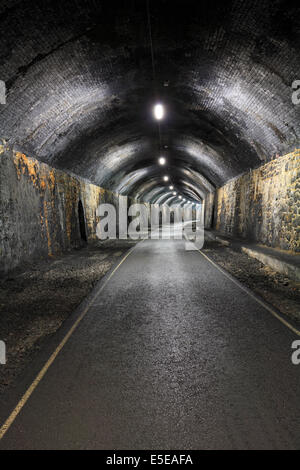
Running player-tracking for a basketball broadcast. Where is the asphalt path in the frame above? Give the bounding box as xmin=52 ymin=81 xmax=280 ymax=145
xmin=0 ymin=237 xmax=299 ymax=449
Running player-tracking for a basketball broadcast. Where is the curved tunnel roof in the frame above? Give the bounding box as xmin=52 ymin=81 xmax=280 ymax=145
xmin=0 ymin=0 xmax=300 ymax=204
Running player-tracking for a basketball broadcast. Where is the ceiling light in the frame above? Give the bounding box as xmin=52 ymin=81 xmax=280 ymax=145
xmin=169 ymin=185 xmax=173 ymax=190
xmin=154 ymin=103 xmax=164 ymax=120
xmin=173 ymin=192 xmax=177 ymax=196
xmin=163 ymin=176 xmax=169 ymax=182
xmin=158 ymin=157 xmax=166 ymax=165
xmin=179 ymin=196 xmax=182 ymax=199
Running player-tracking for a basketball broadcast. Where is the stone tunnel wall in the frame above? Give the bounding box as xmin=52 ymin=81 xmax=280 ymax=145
xmin=0 ymin=146 xmax=125 ymax=276
xmin=204 ymin=192 xmax=215 ymax=229
xmin=213 ymin=150 xmax=300 ymax=252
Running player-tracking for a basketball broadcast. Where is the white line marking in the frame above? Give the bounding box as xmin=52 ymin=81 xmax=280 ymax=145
xmin=198 ymin=248 xmax=300 ymax=337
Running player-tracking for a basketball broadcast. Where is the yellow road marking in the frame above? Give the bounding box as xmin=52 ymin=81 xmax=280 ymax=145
xmin=197 ymin=248 xmax=300 ymax=337
xmin=0 ymin=242 xmax=142 ymax=440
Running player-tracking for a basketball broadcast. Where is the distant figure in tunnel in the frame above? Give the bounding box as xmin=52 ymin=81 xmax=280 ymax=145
xmin=78 ymin=200 xmax=87 ymax=243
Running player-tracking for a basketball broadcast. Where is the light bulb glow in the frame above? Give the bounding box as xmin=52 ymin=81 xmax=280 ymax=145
xmin=169 ymin=185 xmax=173 ymax=190
xmin=154 ymin=103 xmax=164 ymax=120
xmin=158 ymin=157 xmax=166 ymax=165
xmin=173 ymin=192 xmax=177 ymax=196
xmin=163 ymin=176 xmax=169 ymax=182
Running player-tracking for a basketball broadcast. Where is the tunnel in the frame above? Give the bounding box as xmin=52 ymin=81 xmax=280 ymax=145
xmin=0 ymin=0 xmax=300 ymax=451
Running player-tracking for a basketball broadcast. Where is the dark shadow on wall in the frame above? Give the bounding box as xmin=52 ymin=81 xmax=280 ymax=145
xmin=78 ymin=200 xmax=87 ymax=242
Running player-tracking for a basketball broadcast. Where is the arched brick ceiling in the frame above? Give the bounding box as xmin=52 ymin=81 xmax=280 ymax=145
xmin=0 ymin=0 xmax=299 ymax=204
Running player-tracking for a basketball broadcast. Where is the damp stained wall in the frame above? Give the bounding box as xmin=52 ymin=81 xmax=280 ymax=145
xmin=213 ymin=150 xmax=300 ymax=252
xmin=1 ymin=143 xmax=299 ymax=276
xmin=0 ymin=147 xmax=122 ymax=275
